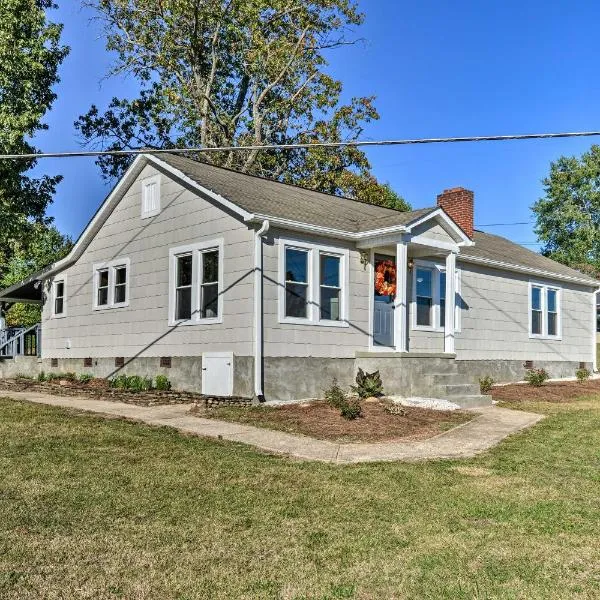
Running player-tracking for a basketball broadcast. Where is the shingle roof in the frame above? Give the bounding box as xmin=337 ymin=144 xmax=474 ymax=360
xmin=460 ymin=231 xmax=598 ymax=284
xmin=158 ymin=153 xmax=436 ymax=233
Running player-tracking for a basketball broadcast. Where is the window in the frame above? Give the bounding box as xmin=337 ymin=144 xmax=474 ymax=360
xmin=320 ymin=254 xmax=341 ymax=321
xmin=279 ymin=240 xmax=349 ymax=326
xmin=52 ymin=278 xmax=66 ymax=317
xmin=411 ymin=260 xmax=461 ymax=331
xmin=415 ymin=267 xmax=433 ymax=327
xmin=141 ymin=174 xmax=161 ymax=218
xmin=169 ymin=239 xmax=223 ymax=325
xmin=93 ymin=259 xmax=130 ymax=309
xmin=285 ymin=248 xmax=309 ymax=318
xmin=530 ymin=283 xmax=561 ymax=339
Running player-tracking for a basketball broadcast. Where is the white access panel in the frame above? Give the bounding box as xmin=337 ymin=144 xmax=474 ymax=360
xmin=202 ymin=352 xmax=234 ymax=397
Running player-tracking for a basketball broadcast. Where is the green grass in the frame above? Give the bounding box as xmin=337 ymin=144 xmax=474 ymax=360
xmin=0 ymin=397 xmax=599 ymax=599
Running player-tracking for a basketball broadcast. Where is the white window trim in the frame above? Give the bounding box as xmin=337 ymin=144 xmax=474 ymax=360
xmin=278 ymin=238 xmax=350 ymax=327
xmin=51 ymin=275 xmax=67 ymax=319
xmin=141 ymin=174 xmax=161 ymax=219
xmin=410 ymin=259 xmax=461 ymax=332
xmin=168 ymin=238 xmax=224 ymax=326
xmin=529 ymin=280 xmax=562 ymax=340
xmin=93 ymin=258 xmax=131 ymax=310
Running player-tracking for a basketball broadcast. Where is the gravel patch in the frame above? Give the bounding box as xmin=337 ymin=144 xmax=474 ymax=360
xmin=389 ymin=396 xmax=461 ymax=411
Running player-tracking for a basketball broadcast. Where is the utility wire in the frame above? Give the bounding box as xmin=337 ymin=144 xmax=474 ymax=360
xmin=476 ymin=221 xmax=533 ymax=227
xmin=1 ymin=130 xmax=600 ymax=161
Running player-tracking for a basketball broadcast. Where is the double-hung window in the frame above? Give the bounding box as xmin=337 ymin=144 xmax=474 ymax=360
xmin=530 ymin=283 xmax=561 ymax=339
xmin=52 ymin=278 xmax=66 ymax=317
xmin=93 ymin=259 xmax=130 ymax=310
xmin=169 ymin=239 xmax=223 ymax=325
xmin=280 ymin=240 xmax=348 ymax=326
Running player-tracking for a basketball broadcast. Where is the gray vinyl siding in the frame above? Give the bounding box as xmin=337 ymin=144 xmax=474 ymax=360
xmin=455 ymin=262 xmax=594 ymax=362
xmin=262 ymin=229 xmax=370 ymax=358
xmin=41 ymin=164 xmax=255 ymax=359
xmin=410 ymin=222 xmax=457 ymax=245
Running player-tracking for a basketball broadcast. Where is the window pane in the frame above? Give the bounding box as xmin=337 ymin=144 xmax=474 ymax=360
xmin=416 ymin=296 xmax=432 ymax=326
xmin=99 ymin=269 xmax=109 ymax=288
xmin=176 ymin=287 xmax=192 ymax=320
xmin=548 ymin=312 xmax=557 ymax=336
xmin=439 ymin=272 xmax=446 ymax=300
xmin=202 ymin=250 xmax=219 ymax=284
xmin=114 ymin=284 xmax=126 ymax=304
xmin=285 ymin=249 xmax=308 ymax=283
xmin=55 ymin=297 xmax=64 ymax=315
xmin=320 ymin=287 xmax=340 ymax=321
xmin=416 ymin=269 xmax=432 ymax=298
xmin=285 ymin=283 xmax=307 ymax=318
xmin=440 ymin=299 xmax=446 ymax=328
xmin=115 ymin=266 xmax=127 ymax=286
xmin=532 ymin=310 xmax=542 ymax=335
xmin=320 ymin=255 xmax=340 ymax=287
xmin=201 ymin=283 xmax=219 ymax=318
xmin=56 ymin=282 xmax=64 ymax=298
xmin=547 ymin=289 xmax=557 ymax=313
xmin=177 ymin=254 xmax=193 ymax=287
xmin=98 ymin=287 xmax=108 ymax=306
xmin=531 ymin=286 xmax=542 ymax=310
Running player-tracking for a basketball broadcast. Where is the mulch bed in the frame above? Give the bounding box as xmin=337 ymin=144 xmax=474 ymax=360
xmin=0 ymin=378 xmax=214 ymax=407
xmin=491 ymin=378 xmax=600 ymax=403
xmin=192 ymin=399 xmax=473 ymax=443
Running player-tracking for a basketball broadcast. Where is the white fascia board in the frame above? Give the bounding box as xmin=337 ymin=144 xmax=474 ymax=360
xmin=405 ymin=208 xmax=473 ymax=245
xmin=247 ymin=215 xmax=360 ymax=239
xmin=459 ymin=254 xmax=600 ymax=288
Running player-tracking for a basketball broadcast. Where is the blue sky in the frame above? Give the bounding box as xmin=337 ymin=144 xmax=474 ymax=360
xmin=31 ymin=1 xmax=600 ymax=248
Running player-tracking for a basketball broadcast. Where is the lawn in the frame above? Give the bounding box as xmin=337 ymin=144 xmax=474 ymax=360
xmin=0 ymin=395 xmax=599 ymax=599
xmin=195 ymin=399 xmax=473 ymax=443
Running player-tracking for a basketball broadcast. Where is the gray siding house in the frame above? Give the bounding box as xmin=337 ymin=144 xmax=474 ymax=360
xmin=1 ymin=153 xmax=597 ymax=404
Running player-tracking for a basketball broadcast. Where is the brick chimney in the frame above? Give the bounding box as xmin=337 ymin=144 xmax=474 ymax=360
xmin=436 ymin=187 xmax=474 ymax=239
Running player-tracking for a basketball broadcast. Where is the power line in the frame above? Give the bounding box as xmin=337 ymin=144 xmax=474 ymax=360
xmin=1 ymin=129 xmax=600 ymax=161
xmin=476 ymin=221 xmax=533 ymax=227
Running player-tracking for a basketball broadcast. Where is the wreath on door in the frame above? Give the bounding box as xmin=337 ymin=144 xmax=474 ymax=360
xmin=375 ymin=260 xmax=396 ymax=297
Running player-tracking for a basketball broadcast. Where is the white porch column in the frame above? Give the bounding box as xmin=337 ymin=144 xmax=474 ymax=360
xmin=394 ymin=241 xmax=408 ymax=352
xmin=444 ymin=251 xmax=457 ymax=354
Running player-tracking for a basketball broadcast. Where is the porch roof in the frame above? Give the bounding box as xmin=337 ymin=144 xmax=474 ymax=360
xmin=0 ymin=274 xmax=43 ymax=305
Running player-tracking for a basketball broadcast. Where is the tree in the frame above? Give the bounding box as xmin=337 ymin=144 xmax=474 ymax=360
xmin=532 ymin=145 xmax=600 ymax=272
xmin=0 ymin=224 xmax=72 ymax=327
xmin=0 ymin=0 xmax=69 ymax=276
xmin=77 ymin=0 xmax=409 ymax=210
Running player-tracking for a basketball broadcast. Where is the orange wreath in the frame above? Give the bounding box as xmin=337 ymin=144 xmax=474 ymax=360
xmin=375 ymin=260 xmax=396 ymax=297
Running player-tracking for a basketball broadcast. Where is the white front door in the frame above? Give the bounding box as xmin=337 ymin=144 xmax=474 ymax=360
xmin=202 ymin=352 xmax=233 ymax=396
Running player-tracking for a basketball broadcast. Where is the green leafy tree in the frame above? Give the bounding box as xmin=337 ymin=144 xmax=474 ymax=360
xmin=77 ymin=0 xmax=409 ymax=210
xmin=0 ymin=0 xmax=69 ymax=273
xmin=533 ymin=145 xmax=600 ymax=272
xmin=1 ymin=224 xmax=72 ymax=327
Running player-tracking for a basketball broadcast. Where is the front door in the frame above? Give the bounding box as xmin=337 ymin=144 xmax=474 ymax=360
xmin=373 ymin=254 xmax=396 ymax=347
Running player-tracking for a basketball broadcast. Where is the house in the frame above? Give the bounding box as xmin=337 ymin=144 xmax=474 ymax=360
xmin=0 ymin=153 xmax=597 ymax=406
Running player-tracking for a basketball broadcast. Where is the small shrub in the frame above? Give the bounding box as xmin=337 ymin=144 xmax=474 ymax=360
xmin=46 ymin=372 xmax=61 ymax=381
xmin=479 ymin=375 xmax=495 ymax=394
xmin=324 ymin=379 xmax=362 ymax=420
xmin=62 ymin=372 xmax=77 ymax=381
xmin=78 ymin=373 xmax=94 ymax=384
xmin=525 ymin=368 xmax=549 ymax=387
xmin=351 ymin=368 xmax=384 ymax=399
xmin=110 ymin=374 xmax=129 ymax=389
xmin=37 ymin=371 xmax=47 ymax=382
xmin=576 ymin=367 xmax=591 ymax=383
xmin=154 ymin=375 xmax=171 ymax=391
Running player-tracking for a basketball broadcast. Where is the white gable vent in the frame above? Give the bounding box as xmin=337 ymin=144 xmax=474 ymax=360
xmin=141 ymin=174 xmax=161 ymax=218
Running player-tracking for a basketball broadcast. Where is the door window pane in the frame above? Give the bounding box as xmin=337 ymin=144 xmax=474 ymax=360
xmin=285 ymin=248 xmax=308 ymax=318
xmin=416 ymin=268 xmax=433 ymax=326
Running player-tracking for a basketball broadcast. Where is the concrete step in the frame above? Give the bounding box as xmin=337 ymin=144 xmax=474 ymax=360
xmin=446 ymin=394 xmax=493 ymax=409
xmin=430 ymin=373 xmax=465 ymax=385
xmin=443 ymin=383 xmax=481 ymax=396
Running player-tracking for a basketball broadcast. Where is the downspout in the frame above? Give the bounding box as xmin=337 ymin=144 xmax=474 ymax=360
xmin=254 ymin=220 xmax=270 ymax=400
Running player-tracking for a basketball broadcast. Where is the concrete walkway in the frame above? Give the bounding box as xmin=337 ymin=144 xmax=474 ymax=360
xmin=3 ymin=391 xmax=544 ymax=464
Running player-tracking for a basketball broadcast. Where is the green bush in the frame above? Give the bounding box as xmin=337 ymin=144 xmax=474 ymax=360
xmin=351 ymin=368 xmax=384 ymax=399
xmin=479 ymin=375 xmax=495 ymax=394
xmin=78 ymin=373 xmax=94 ymax=384
xmin=525 ymin=368 xmax=549 ymax=387
xmin=110 ymin=374 xmax=153 ymax=392
xmin=63 ymin=372 xmax=77 ymax=381
xmin=324 ymin=379 xmax=362 ymax=420
xmin=576 ymin=368 xmax=591 ymax=383
xmin=46 ymin=372 xmax=61 ymax=381
xmin=154 ymin=375 xmax=172 ymax=391
xmin=37 ymin=371 xmax=47 ymax=382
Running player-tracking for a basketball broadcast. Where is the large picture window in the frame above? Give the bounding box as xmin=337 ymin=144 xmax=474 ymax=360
xmin=530 ymin=283 xmax=561 ymax=339
xmin=93 ymin=259 xmax=130 ymax=310
xmin=169 ymin=239 xmax=223 ymax=325
xmin=279 ymin=240 xmax=349 ymax=326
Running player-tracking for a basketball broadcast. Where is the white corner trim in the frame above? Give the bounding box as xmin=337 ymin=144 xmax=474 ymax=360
xmin=51 ymin=274 xmax=67 ymax=319
xmin=254 ymin=220 xmax=270 ymax=399
xmin=140 ymin=173 xmax=161 ymax=219
xmin=92 ymin=257 xmax=131 ymax=311
xmin=592 ymin=290 xmax=598 ymax=372
xmin=168 ymin=238 xmax=224 ymax=327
